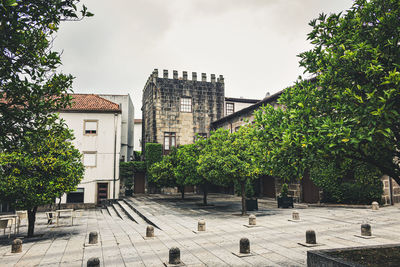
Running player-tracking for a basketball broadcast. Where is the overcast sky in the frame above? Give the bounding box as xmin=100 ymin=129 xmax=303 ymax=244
xmin=54 ymin=0 xmax=354 ymax=118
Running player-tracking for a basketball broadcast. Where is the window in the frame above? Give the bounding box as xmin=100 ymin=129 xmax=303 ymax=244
xmin=180 ymin=97 xmax=192 ymax=112
xmin=83 ymin=152 xmax=96 ymax=167
xmin=67 ymin=188 xmax=84 ymax=203
xmin=194 ymin=133 xmax=207 ymax=142
xmin=226 ymin=103 xmax=234 ymax=115
xmin=84 ymin=120 xmax=98 ymax=135
xmin=164 ymin=132 xmax=176 ymax=151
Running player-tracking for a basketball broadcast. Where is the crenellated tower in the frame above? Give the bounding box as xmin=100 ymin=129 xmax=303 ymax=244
xmin=142 ymin=69 xmax=225 ymax=153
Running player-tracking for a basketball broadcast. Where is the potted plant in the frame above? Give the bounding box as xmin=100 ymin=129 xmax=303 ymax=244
xmin=277 ymin=183 xmax=294 ymax=208
xmin=125 ymin=179 xmax=133 ymax=197
xmin=245 ymin=180 xmax=258 ymax=211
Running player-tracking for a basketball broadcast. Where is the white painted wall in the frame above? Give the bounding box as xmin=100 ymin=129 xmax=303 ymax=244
xmin=58 ymin=112 xmax=122 ymax=204
xmin=224 ymin=100 xmax=258 ymax=116
xmin=134 ymin=120 xmax=142 ymax=151
xmin=99 ymin=94 xmax=134 ymax=161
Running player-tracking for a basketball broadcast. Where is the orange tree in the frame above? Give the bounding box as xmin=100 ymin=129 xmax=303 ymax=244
xmin=198 ymin=128 xmax=261 ymax=215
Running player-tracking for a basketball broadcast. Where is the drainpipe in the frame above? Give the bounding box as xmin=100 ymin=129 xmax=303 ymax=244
xmin=113 ymin=113 xmax=118 ymax=200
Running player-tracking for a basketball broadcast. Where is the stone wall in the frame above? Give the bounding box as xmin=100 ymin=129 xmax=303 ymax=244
xmin=381 ymin=175 xmax=400 ymax=204
xmin=142 ymin=69 xmax=225 ymax=148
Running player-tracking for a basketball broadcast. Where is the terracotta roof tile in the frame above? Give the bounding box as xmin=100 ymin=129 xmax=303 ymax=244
xmin=61 ymin=94 xmax=121 ymax=113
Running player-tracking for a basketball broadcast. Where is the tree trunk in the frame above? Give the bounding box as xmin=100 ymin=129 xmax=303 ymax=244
xmin=27 ymin=206 xmax=37 ymax=238
xmin=241 ymin=181 xmax=247 ymax=216
xmin=203 ymin=182 xmax=208 ymax=205
xmin=58 ymin=197 xmax=61 ymax=210
xmin=180 ymin=186 xmax=185 ymax=200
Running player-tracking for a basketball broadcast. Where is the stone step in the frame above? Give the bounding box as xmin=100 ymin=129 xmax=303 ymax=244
xmin=123 ymin=198 xmax=162 ymax=230
xmin=117 ymin=200 xmax=145 ymax=225
xmin=112 ymin=203 xmax=127 ymax=220
xmin=106 ymin=205 xmax=121 ymax=219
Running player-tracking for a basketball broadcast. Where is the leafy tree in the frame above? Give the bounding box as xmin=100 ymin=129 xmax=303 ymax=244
xmin=148 ymin=147 xmax=187 ymax=198
xmin=0 ymin=122 xmax=84 ymax=237
xmin=198 ymin=128 xmax=261 ymax=215
xmin=0 ymin=0 xmax=93 ymax=150
xmin=175 ymin=140 xmax=209 ymax=205
xmin=255 ymin=0 xmax=400 ymax=188
xmin=0 ymin=0 xmax=91 ymax=237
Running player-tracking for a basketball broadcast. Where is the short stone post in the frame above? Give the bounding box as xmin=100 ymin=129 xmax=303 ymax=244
xmin=361 ymin=224 xmax=372 ymax=236
xmin=146 ymin=225 xmax=154 ymax=237
xmin=371 ymin=201 xmax=379 ymax=210
xmin=198 ymin=220 xmax=206 ymax=231
xmin=169 ymin=247 xmax=181 ymax=265
xmin=11 ymin=239 xmax=22 ymax=253
xmin=248 ymin=214 xmax=256 ymax=225
xmin=306 ymin=230 xmax=316 ymax=244
xmin=239 ymin=238 xmax=250 ymax=254
xmin=87 ymin=257 xmax=100 ymax=267
xmin=292 ymin=211 xmax=300 ymax=221
xmin=89 ymin=231 xmax=98 ymax=245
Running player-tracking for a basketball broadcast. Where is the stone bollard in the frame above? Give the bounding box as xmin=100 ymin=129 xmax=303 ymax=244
xmin=11 ymin=239 xmax=22 ymax=253
xmin=249 ymin=214 xmax=256 ymax=225
xmin=372 ymin=201 xmax=379 ymax=210
xmin=361 ymin=224 xmax=372 ymax=236
xmin=292 ymin=211 xmax=300 ymax=221
xmin=87 ymin=257 xmax=100 ymax=267
xmin=89 ymin=231 xmax=98 ymax=245
xmin=169 ymin=247 xmax=181 ymax=265
xmin=306 ymin=230 xmax=316 ymax=244
xmin=239 ymin=238 xmax=250 ymax=254
xmin=198 ymin=220 xmax=206 ymax=231
xmin=146 ymin=225 xmax=154 ymax=237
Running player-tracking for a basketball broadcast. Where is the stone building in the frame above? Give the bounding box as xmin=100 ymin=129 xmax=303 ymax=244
xmin=211 ymin=90 xmax=320 ymax=203
xmin=142 ymin=69 xmax=225 ymax=153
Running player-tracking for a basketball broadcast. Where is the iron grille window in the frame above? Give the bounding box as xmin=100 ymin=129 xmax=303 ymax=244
xmin=180 ymin=97 xmax=192 ymax=112
xmin=226 ymin=103 xmax=234 ymax=115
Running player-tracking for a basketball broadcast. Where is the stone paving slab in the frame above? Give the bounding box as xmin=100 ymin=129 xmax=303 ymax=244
xmin=1 ymin=194 xmax=400 ymax=266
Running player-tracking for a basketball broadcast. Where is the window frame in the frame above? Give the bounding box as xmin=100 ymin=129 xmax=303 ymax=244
xmin=83 ymin=152 xmax=97 ymax=167
xmin=84 ymin=120 xmax=98 ymax=135
xmin=164 ymin=132 xmax=176 ymax=152
xmin=180 ymin=97 xmax=192 ymax=113
xmin=226 ymin=102 xmax=235 ymax=115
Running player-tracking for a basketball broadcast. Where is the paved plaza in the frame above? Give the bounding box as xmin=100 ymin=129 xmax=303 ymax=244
xmin=0 ymin=194 xmax=399 ymax=266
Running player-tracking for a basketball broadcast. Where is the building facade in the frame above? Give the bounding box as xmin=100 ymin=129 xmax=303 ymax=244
xmin=99 ymin=94 xmax=134 ymax=162
xmin=224 ymin=97 xmax=260 ymax=116
xmin=58 ymin=94 xmax=122 ymax=206
xmin=142 ymin=69 xmax=225 ymax=153
xmin=133 ymin=119 xmax=142 ymax=152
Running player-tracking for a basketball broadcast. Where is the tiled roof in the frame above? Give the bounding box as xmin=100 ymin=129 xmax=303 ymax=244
xmin=61 ymin=94 xmax=121 ymax=113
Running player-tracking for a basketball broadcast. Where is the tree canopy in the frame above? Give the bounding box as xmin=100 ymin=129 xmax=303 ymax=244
xmin=254 ymin=0 xmax=400 ymax=186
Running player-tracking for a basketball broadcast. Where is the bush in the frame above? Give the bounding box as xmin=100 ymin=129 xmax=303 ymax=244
xmin=310 ymin=159 xmax=383 ymax=204
xmin=120 ymin=161 xmax=146 ymax=190
xmin=145 ymin=143 xmax=163 ymax=170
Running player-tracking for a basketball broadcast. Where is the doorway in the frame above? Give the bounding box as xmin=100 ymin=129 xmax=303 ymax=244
xmin=97 ymin=183 xmax=108 ymax=205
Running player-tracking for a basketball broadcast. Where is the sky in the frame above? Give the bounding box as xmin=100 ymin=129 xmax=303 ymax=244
xmin=54 ymin=0 xmax=354 ymax=119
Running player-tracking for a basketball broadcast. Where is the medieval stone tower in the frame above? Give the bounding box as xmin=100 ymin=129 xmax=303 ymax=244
xmin=142 ymin=69 xmax=225 ymax=153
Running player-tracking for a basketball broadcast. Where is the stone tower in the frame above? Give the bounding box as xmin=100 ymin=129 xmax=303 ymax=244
xmin=142 ymin=69 xmax=225 ymax=153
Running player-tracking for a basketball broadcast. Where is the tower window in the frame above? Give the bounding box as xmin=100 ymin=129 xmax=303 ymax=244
xmin=180 ymin=97 xmax=192 ymax=113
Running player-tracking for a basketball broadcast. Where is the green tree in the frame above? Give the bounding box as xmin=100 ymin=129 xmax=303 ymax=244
xmin=0 ymin=122 xmax=84 ymax=237
xmin=198 ymin=128 xmax=261 ymax=215
xmin=0 ymin=0 xmax=93 ymax=150
xmin=255 ymin=0 xmax=400 ymax=187
xmin=148 ymin=147 xmax=187 ymax=199
xmin=175 ymin=140 xmax=209 ymax=205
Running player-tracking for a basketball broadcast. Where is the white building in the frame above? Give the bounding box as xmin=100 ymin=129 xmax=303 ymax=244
xmin=58 ymin=94 xmax=122 ymax=206
xmin=133 ymin=119 xmax=142 ymax=152
xmin=99 ymin=94 xmax=134 ymax=162
xmin=224 ymin=97 xmax=260 ymax=116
